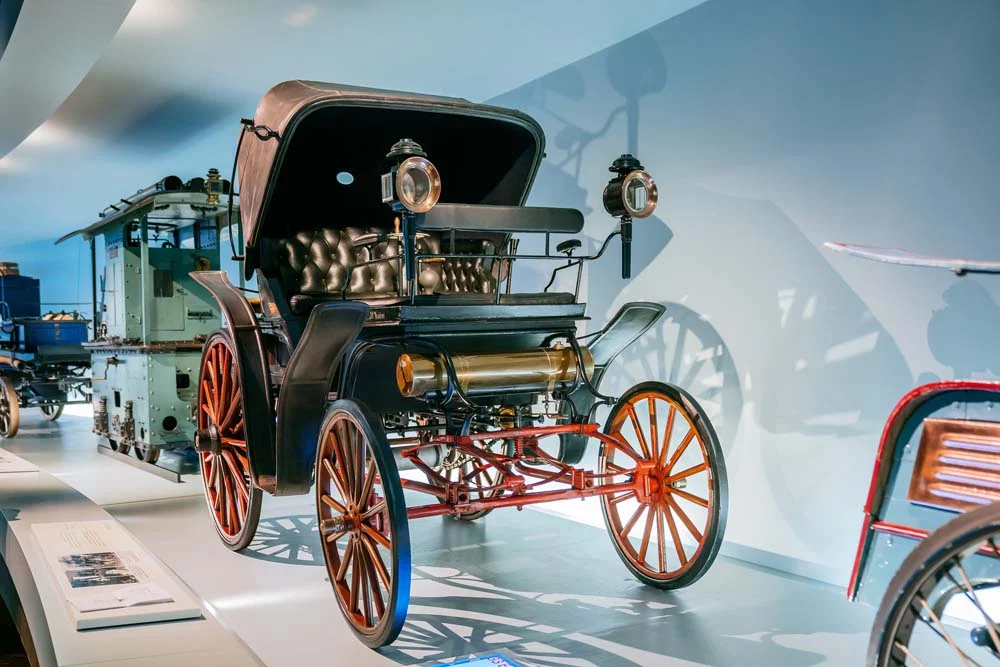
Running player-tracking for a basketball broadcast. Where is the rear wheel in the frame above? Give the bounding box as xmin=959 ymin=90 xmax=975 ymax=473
xmin=599 ymin=381 xmax=727 ymax=589
xmin=431 ymin=439 xmax=507 ymax=521
xmin=316 ymin=399 xmax=410 ymax=648
xmin=40 ymin=404 xmax=64 ymax=421
xmin=198 ymin=331 xmax=262 ymax=551
xmin=0 ymin=376 xmax=19 ymax=438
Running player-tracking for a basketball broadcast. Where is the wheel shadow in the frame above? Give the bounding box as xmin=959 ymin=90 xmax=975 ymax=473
xmin=241 ymin=514 xmax=323 ymax=567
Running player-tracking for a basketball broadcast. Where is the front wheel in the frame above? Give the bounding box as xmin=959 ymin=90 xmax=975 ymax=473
xmin=316 ymin=399 xmax=410 ymax=648
xmin=599 ymin=381 xmax=728 ymax=589
xmin=868 ymin=500 xmax=1000 ymax=666
xmin=0 ymin=376 xmax=20 ymax=438
xmin=40 ymin=404 xmax=64 ymax=421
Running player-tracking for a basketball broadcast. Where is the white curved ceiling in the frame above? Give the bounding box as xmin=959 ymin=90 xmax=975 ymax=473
xmin=0 ymin=0 xmax=705 ymax=244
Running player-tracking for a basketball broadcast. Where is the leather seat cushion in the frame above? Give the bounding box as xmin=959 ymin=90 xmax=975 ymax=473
xmin=272 ymin=227 xmax=497 ymax=299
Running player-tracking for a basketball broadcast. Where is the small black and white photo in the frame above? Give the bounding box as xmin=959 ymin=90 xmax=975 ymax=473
xmin=64 ymin=566 xmax=138 ymax=589
xmin=58 ymin=552 xmax=123 ymax=569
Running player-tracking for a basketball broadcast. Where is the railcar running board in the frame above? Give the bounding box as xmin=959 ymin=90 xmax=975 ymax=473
xmin=96 ymin=444 xmax=194 ymax=483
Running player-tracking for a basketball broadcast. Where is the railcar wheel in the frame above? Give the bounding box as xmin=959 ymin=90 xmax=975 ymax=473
xmin=599 ymin=381 xmax=727 ymax=589
xmin=108 ymin=438 xmax=130 ymax=455
xmin=316 ymin=400 xmax=410 ymax=648
xmin=40 ymin=404 xmax=64 ymax=421
xmin=198 ymin=331 xmax=262 ymax=551
xmin=134 ymin=444 xmax=160 ymax=465
xmin=0 ymin=376 xmax=19 ymax=438
xmin=868 ymin=500 xmax=1000 ymax=666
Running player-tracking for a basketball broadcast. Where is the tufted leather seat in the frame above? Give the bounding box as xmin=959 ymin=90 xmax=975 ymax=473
xmin=268 ymin=227 xmax=497 ymax=310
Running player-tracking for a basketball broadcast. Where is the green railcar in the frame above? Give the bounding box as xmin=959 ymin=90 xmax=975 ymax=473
xmin=58 ymin=173 xmax=237 ymax=464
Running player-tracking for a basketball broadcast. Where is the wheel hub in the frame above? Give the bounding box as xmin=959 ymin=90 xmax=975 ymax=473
xmin=195 ymin=424 xmax=222 ymax=455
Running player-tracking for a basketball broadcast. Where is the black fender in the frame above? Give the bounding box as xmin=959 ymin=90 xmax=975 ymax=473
xmin=190 ymin=271 xmax=277 ymax=491
xmin=274 ymin=300 xmax=369 ymax=495
xmin=558 ymin=301 xmax=665 ymax=463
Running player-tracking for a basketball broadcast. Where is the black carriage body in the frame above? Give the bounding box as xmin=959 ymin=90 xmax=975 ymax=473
xmin=197 ymin=81 xmax=662 ymax=496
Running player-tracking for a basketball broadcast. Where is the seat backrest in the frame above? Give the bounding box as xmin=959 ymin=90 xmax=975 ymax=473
xmin=266 ymin=226 xmax=498 ymax=300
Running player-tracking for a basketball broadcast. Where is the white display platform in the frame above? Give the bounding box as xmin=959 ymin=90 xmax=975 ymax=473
xmin=0 ymin=465 xmax=262 ymax=666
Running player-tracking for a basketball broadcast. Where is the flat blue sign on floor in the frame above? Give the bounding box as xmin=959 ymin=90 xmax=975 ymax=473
xmin=430 ymin=653 xmax=525 ymax=667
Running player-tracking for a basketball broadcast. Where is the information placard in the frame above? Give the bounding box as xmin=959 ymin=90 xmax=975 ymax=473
xmin=31 ymin=520 xmax=202 ymax=629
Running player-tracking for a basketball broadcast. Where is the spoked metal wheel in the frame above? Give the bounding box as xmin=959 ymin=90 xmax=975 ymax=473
xmin=869 ymin=501 xmax=1000 ymax=666
xmin=599 ymin=381 xmax=727 ymax=589
xmin=40 ymin=404 xmax=64 ymax=421
xmin=0 ymin=376 xmax=19 ymax=438
xmin=431 ymin=440 xmax=506 ymax=521
xmin=316 ymin=399 xmax=410 ymax=648
xmin=134 ymin=443 xmax=161 ymax=464
xmin=198 ymin=331 xmax=262 ymax=551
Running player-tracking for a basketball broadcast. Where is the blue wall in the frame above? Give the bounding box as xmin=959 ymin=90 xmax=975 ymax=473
xmin=492 ymin=0 xmax=1000 ymax=584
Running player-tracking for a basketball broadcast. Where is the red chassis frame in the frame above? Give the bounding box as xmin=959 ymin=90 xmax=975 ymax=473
xmin=396 ymin=421 xmax=707 ymax=521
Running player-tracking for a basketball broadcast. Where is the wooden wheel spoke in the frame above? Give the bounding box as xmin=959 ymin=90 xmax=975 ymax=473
xmin=648 ymin=398 xmax=660 ymax=463
xmin=361 ymin=501 xmax=386 ymax=522
xmin=638 ymin=504 xmax=657 ymax=564
xmin=620 ymin=503 xmax=646 ymax=538
xmin=321 ymin=494 xmax=348 ymax=515
xmin=656 ymin=504 xmax=667 ymax=573
xmin=665 ymin=494 xmax=703 ymax=543
xmin=221 ymin=386 xmax=242 ymax=430
xmin=200 ymin=380 xmax=217 ymax=420
xmin=659 ymin=404 xmax=676 ymax=468
xmin=916 ymin=594 xmax=983 ymax=665
xmin=662 ymin=500 xmax=687 ymax=567
xmin=362 ymin=523 xmax=391 ymax=550
xmin=336 ymin=537 xmax=355 ymax=582
xmin=667 ymin=461 xmax=709 ymax=483
xmin=670 ymin=486 xmax=710 ymax=508
xmin=361 ymin=533 xmax=391 ymax=589
xmin=357 ymin=457 xmax=377 ymax=508
xmin=324 ymin=527 xmax=349 ymax=543
xmin=333 ymin=421 xmax=357 ymax=499
xmin=349 ymin=540 xmax=362 ymax=616
xmin=664 ymin=429 xmax=696 ymax=473
xmin=609 ymin=491 xmax=634 ymax=506
xmin=626 ymin=404 xmax=651 ymax=460
xmin=357 ymin=546 xmax=373 ymax=626
xmin=323 ymin=453 xmax=351 ymax=504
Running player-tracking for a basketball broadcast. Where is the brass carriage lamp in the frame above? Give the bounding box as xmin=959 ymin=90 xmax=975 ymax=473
xmin=204 ymin=168 xmax=223 ymax=205
xmin=603 ymin=154 xmax=658 ymax=279
xmin=380 ymin=138 xmax=441 ymax=214
xmin=381 ymin=138 xmax=442 ymax=295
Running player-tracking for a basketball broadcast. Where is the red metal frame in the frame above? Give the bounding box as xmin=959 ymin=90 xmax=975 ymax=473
xmin=847 ymin=380 xmax=1000 ymax=600
xmin=397 ymin=422 xmax=649 ymax=520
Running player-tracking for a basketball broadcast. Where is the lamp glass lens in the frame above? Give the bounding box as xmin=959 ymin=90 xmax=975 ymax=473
xmin=400 ymin=165 xmax=431 ymax=208
xmin=625 ymin=178 xmax=648 ymax=213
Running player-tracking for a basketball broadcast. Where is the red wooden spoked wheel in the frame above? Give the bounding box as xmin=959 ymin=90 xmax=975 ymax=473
xmin=316 ymin=400 xmax=410 ymax=648
xmin=198 ymin=331 xmax=262 ymax=551
xmin=599 ymin=381 xmax=728 ymax=589
xmin=0 ymin=376 xmax=19 ymax=439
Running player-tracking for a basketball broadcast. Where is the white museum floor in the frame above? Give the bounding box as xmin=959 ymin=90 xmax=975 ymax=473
xmin=1 ymin=407 xmax=878 ymax=666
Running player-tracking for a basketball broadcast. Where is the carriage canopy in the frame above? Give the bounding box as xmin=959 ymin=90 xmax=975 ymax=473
xmin=237 ymin=80 xmax=546 ymax=274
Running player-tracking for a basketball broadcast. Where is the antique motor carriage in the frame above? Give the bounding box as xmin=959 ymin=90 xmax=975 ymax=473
xmin=0 ymin=263 xmax=90 ymax=438
xmin=194 ymin=81 xmax=728 ymax=647
xmin=826 ymin=242 xmax=1000 ymax=666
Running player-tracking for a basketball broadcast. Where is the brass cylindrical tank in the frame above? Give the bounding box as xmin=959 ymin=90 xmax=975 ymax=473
xmin=396 ymin=346 xmax=595 ymax=398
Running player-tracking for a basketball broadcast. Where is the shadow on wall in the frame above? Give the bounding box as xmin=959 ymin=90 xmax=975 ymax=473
xmin=927 ymin=279 xmax=1000 ymax=381
xmin=484 ymin=0 xmax=1000 ymax=578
